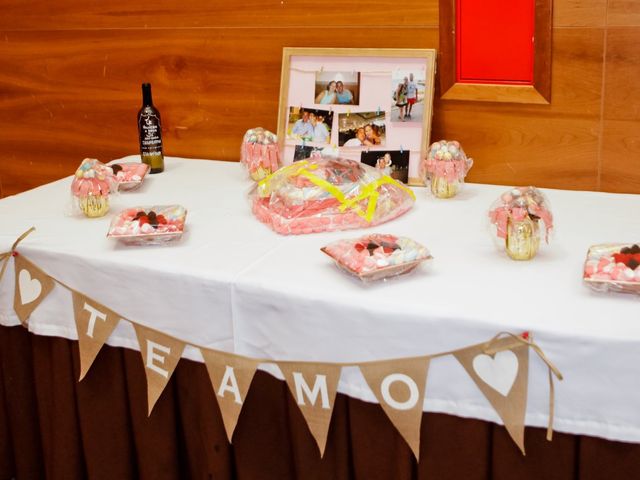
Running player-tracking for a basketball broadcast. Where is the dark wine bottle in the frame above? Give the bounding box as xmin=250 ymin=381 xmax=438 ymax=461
xmin=137 ymin=83 xmax=164 ymax=173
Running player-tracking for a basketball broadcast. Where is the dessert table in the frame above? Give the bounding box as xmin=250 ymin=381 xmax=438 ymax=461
xmin=1 ymin=156 xmax=640 ymax=479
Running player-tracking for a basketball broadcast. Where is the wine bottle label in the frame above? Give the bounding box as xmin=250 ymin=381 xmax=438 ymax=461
xmin=138 ymin=112 xmax=163 ymax=154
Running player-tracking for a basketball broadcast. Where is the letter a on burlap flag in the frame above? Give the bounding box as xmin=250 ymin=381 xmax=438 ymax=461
xmin=201 ymin=349 xmax=259 ymax=443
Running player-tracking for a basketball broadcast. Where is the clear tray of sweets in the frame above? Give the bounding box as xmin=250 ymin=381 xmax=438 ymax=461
xmin=107 ymin=205 xmax=187 ymax=246
xmin=110 ymin=162 xmax=150 ymax=191
xmin=321 ymin=234 xmax=432 ymax=282
xmin=583 ymin=243 xmax=640 ymax=295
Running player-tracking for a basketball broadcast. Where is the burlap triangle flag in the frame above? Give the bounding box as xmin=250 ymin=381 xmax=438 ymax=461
xmin=71 ymin=291 xmax=122 ymax=381
xmin=453 ymin=337 xmax=529 ymax=453
xmin=360 ymin=356 xmax=430 ymax=460
xmin=13 ymin=254 xmax=55 ymax=325
xmin=133 ymin=324 xmax=186 ymax=415
xmin=201 ymin=349 xmax=259 ymax=443
xmin=279 ymin=362 xmax=342 ymax=456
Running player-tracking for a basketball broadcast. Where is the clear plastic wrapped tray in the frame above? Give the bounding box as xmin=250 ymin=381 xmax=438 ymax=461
xmin=110 ymin=162 xmax=150 ymax=191
xmin=251 ymin=158 xmax=415 ymax=235
xmin=107 ymin=205 xmax=187 ymax=246
xmin=583 ymin=243 xmax=640 ymax=295
xmin=321 ymin=233 xmax=432 ymax=282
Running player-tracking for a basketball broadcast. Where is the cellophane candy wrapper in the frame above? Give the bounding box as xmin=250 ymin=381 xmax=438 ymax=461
xmin=420 ymin=140 xmax=473 ymax=198
xmin=250 ymin=158 xmax=416 ymax=235
xmin=321 ymin=234 xmax=432 ymax=282
xmin=107 ymin=205 xmax=187 ymax=246
xmin=240 ymin=128 xmax=281 ymax=181
xmin=488 ymin=186 xmax=553 ymax=261
xmin=70 ymin=158 xmax=118 ymax=218
xmin=583 ymin=243 xmax=640 ymax=295
xmin=109 ymin=162 xmax=150 ymax=191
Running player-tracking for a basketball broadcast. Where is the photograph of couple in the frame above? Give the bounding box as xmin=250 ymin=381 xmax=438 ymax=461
xmin=286 ymin=107 xmax=334 ymax=144
xmin=391 ymin=70 xmax=425 ymax=123
xmin=360 ymin=150 xmax=409 ymax=184
xmin=338 ymin=111 xmax=386 ymax=147
xmin=314 ymin=71 xmax=360 ymax=105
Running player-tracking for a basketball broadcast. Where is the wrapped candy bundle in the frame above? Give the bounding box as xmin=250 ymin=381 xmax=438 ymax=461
xmin=421 ymin=140 xmax=473 ymax=198
xmin=240 ymin=128 xmax=281 ymax=181
xmin=251 ymin=158 xmax=416 ymax=235
xmin=70 ymin=158 xmax=117 ymax=218
xmin=488 ymin=186 xmax=553 ymax=260
xmin=322 ymin=233 xmax=432 ymax=282
xmin=107 ymin=205 xmax=187 ymax=246
xmin=584 ymin=243 xmax=640 ymax=295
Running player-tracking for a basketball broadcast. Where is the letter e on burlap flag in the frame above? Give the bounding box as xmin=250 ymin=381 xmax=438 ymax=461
xmin=133 ymin=324 xmax=186 ymax=415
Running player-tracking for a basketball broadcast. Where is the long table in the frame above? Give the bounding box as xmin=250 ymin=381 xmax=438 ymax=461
xmin=1 ymin=156 xmax=640 ymax=478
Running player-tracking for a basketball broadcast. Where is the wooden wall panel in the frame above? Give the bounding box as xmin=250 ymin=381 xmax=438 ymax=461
xmin=0 ymin=1 xmax=438 ymax=30
xmin=600 ymin=28 xmax=640 ymax=192
xmin=433 ymin=28 xmax=604 ymax=190
xmin=607 ymin=0 xmax=640 ymax=27
xmin=1 ymin=0 xmax=640 ymax=197
xmin=553 ymin=0 xmax=607 ymax=27
xmin=0 ymin=27 xmax=438 ymax=196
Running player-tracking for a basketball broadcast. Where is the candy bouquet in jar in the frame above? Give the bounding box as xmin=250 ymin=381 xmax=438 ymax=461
xmin=488 ymin=186 xmax=553 ymax=260
xmin=240 ymin=128 xmax=281 ymax=181
xmin=421 ymin=140 xmax=473 ymax=198
xmin=250 ymin=157 xmax=416 ymax=235
xmin=70 ymin=158 xmax=117 ymax=218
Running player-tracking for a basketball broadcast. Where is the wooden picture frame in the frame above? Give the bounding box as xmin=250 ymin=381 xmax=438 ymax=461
xmin=439 ymin=0 xmax=552 ymax=104
xmin=277 ymin=48 xmax=437 ymax=186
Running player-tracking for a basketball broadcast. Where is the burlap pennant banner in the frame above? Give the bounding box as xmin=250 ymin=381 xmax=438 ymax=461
xmin=453 ymin=336 xmax=529 ymax=453
xmin=71 ymin=291 xmax=122 ymax=380
xmin=133 ymin=324 xmax=186 ymax=415
xmin=0 ymin=229 xmax=564 ymax=456
xmin=360 ymin=356 xmax=430 ymax=460
xmin=279 ymin=362 xmax=342 ymax=456
xmin=13 ymin=254 xmax=55 ymax=325
xmin=201 ymin=349 xmax=260 ymax=442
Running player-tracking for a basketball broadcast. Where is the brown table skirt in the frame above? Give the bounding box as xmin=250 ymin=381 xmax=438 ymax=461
xmin=1 ymin=325 xmax=638 ymax=480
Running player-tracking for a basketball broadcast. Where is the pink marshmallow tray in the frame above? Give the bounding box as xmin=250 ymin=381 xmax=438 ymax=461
xmin=251 ymin=158 xmax=416 ymax=235
xmin=583 ymin=243 xmax=640 ymax=295
xmin=110 ymin=162 xmax=150 ymax=191
xmin=107 ymin=205 xmax=187 ymax=246
xmin=321 ymin=233 xmax=432 ymax=282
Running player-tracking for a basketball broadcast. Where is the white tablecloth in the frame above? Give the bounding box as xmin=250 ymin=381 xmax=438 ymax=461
xmin=1 ymin=156 xmax=639 ymax=444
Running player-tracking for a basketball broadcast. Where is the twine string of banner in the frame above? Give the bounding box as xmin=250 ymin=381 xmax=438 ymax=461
xmin=483 ymin=331 xmax=563 ymax=441
xmin=0 ymin=226 xmax=36 ymax=285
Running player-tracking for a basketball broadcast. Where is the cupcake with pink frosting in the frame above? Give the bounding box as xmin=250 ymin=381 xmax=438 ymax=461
xmin=71 ymin=158 xmax=116 ymax=217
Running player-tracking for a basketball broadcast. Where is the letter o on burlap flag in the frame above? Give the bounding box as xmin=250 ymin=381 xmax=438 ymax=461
xmin=359 ymin=356 xmax=430 ymax=460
